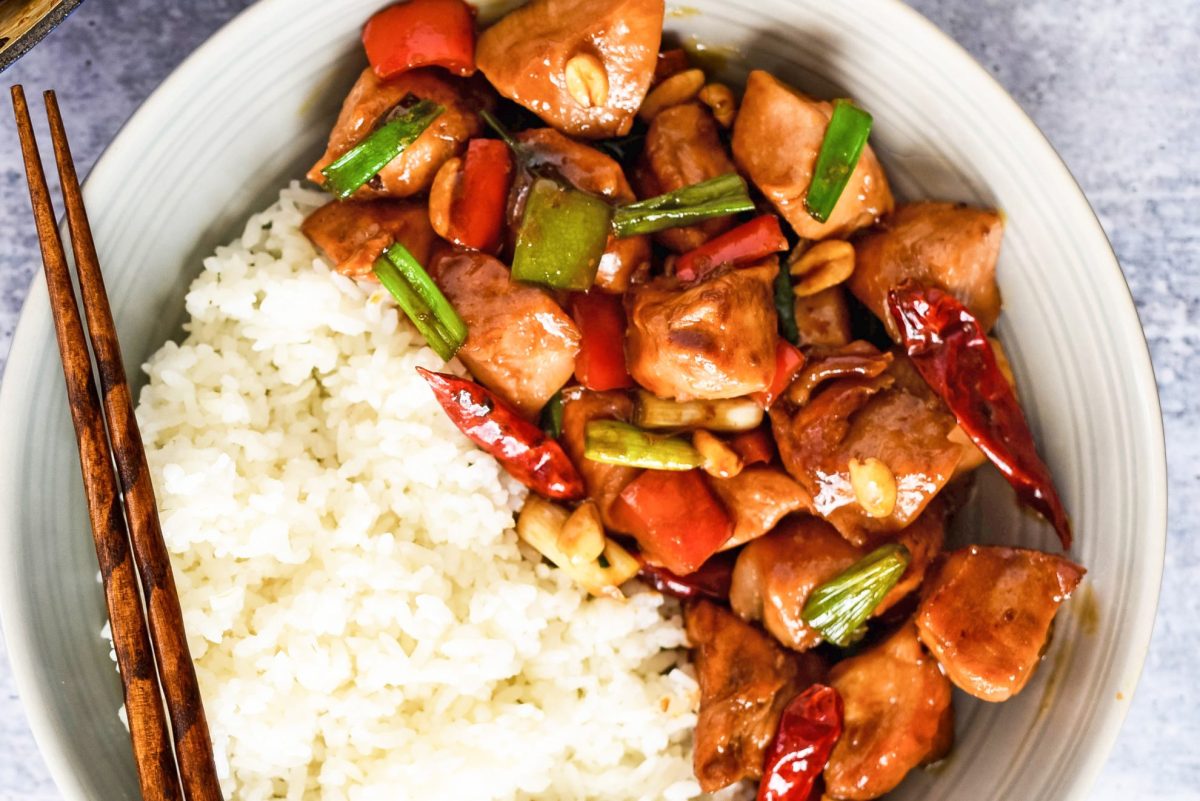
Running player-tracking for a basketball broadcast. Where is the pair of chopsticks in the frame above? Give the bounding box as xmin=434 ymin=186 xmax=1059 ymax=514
xmin=11 ymin=87 xmax=224 ymax=801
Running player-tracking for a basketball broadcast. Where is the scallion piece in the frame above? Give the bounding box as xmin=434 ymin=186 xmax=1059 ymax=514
xmin=774 ymin=262 xmax=801 ymax=345
xmin=611 ymin=173 xmax=756 ymax=238
xmin=584 ymin=420 xmax=702 ymax=470
xmin=373 ymin=244 xmax=468 ymax=362
xmin=541 ymin=390 xmax=565 ymax=439
xmin=512 ymin=177 xmax=613 ymax=290
xmin=632 ymin=391 xmax=764 ymax=432
xmin=802 ymin=543 xmax=910 ymax=647
xmin=804 ymin=99 xmax=873 ymax=223
xmin=321 ymin=99 xmax=443 ymax=199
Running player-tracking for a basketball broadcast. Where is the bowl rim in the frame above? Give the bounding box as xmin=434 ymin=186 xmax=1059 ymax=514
xmin=0 ymin=0 xmax=1167 ymax=799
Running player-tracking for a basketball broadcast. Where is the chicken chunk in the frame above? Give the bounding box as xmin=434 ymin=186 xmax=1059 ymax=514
xmin=686 ymin=599 xmax=827 ymax=792
xmin=732 ymin=71 xmax=893 ymax=241
xmin=514 ymin=129 xmax=651 ymax=292
xmin=771 ymin=346 xmax=966 ymax=545
xmin=301 ymin=199 xmax=436 ymax=278
xmin=793 ymin=286 xmax=852 ymax=348
xmin=730 ymin=508 xmax=943 ymax=652
xmin=633 ymin=102 xmax=738 ymax=252
xmin=731 ymin=516 xmax=860 ymax=652
xmin=476 ymin=0 xmax=664 ymax=139
xmin=848 ymin=202 xmax=1004 ymax=337
xmin=429 ymin=250 xmax=579 ymax=418
xmin=825 ymin=623 xmax=954 ymax=800
xmin=710 ymin=466 xmax=807 ymax=550
xmin=309 ymin=68 xmax=484 ymax=199
xmin=915 ymin=546 xmax=1085 ymax=702
xmin=559 ymin=389 xmax=641 ymax=528
xmin=625 ymin=261 xmax=779 ymax=400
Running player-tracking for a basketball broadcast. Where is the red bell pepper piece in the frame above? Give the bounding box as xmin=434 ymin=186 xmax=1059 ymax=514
xmin=888 ymin=285 xmax=1073 ymax=549
xmin=572 ymin=292 xmax=635 ymax=391
xmin=675 ymin=215 xmax=788 ymax=282
xmin=417 ymin=368 xmax=584 ymax=500
xmin=363 ymin=0 xmax=477 ymax=80
xmin=637 ymin=550 xmax=736 ymax=602
xmin=751 ymin=340 xmax=806 ymax=408
xmin=758 ymin=685 xmax=844 ymax=801
xmin=447 ymin=139 xmax=514 ymax=254
xmin=611 ymin=470 xmax=732 ymax=575
xmin=728 ymin=426 xmax=776 ymax=466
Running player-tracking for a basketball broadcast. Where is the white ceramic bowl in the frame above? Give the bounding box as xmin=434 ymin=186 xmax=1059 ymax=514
xmin=0 ymin=1 xmax=1166 ymax=799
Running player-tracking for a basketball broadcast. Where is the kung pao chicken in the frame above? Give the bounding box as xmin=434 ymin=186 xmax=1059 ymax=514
xmin=300 ymin=1 xmax=1085 ymax=798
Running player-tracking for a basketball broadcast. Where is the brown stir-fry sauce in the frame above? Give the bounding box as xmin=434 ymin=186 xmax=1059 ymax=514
xmin=301 ymin=1 xmax=1086 ymax=796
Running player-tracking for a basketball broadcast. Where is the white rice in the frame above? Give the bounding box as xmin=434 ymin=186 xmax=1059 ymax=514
xmin=125 ymin=183 xmax=707 ymax=801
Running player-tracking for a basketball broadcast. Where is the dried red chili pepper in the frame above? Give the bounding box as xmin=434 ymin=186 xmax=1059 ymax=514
xmin=675 ymin=215 xmax=789 ymax=282
xmin=758 ymin=684 xmax=844 ymax=801
xmin=888 ymin=285 xmax=1072 ymax=549
xmin=417 ymin=368 xmax=585 ymax=500
xmin=653 ymin=49 xmax=692 ymax=84
xmin=637 ymin=550 xmax=737 ymax=602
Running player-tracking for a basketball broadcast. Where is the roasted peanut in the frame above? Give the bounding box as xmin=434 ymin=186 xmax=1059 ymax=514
xmin=564 ymin=52 xmax=610 ymax=109
xmin=848 ymin=457 xmax=897 ymax=518
xmin=638 ymin=68 xmax=705 ymax=121
xmin=428 ymin=156 xmax=462 ymax=241
xmin=694 ymin=430 xmax=744 ymax=479
xmin=698 ymin=82 xmax=737 ymax=128
xmin=791 ymin=239 xmax=855 ymax=297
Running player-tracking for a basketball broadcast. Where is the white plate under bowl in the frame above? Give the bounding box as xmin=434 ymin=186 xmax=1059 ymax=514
xmin=0 ymin=0 xmax=1166 ymax=799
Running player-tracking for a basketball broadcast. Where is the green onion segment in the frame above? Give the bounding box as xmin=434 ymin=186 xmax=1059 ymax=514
xmin=321 ymin=99 xmax=443 ymax=199
xmin=802 ymin=543 xmax=911 ymax=647
xmin=612 ymin=173 xmax=755 ymax=238
xmin=541 ymin=391 xmax=566 ymax=439
xmin=372 ymin=244 xmax=467 ymax=362
xmin=804 ymin=99 xmax=873 ymax=223
xmin=774 ymin=263 xmax=801 ymax=345
xmin=583 ymin=420 xmax=702 ymax=470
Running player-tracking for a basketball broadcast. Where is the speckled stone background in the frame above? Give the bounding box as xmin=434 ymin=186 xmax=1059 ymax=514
xmin=0 ymin=0 xmax=1195 ymax=799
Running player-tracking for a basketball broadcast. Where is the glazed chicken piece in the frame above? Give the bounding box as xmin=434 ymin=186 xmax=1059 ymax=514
xmin=476 ymin=0 xmax=664 ymax=139
xmin=686 ymin=599 xmax=827 ymax=792
xmin=732 ymin=70 xmax=893 ymax=241
xmin=309 ymin=68 xmax=484 ymax=199
xmin=301 ymin=199 xmax=436 ymax=278
xmin=514 ymin=129 xmax=651 ymax=292
xmin=729 ymin=508 xmax=944 ymax=652
xmin=915 ymin=546 xmax=1085 ymax=702
xmin=825 ymin=622 xmax=954 ymax=800
xmin=559 ymin=389 xmax=641 ymax=528
xmin=429 ymin=250 xmax=579 ymax=418
xmin=625 ymin=260 xmax=779 ymax=400
xmin=710 ymin=466 xmax=807 ymax=550
xmin=771 ymin=344 xmax=966 ymax=545
xmin=633 ymin=102 xmax=738 ymax=252
xmin=793 ymin=286 xmax=853 ymax=348
xmin=848 ymin=201 xmax=1005 ymax=338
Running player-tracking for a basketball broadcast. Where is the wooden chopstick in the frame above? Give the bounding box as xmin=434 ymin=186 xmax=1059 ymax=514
xmin=10 ymin=85 xmax=184 ymax=801
xmin=12 ymin=86 xmax=229 ymax=801
xmin=43 ymin=89 xmax=226 ymax=801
